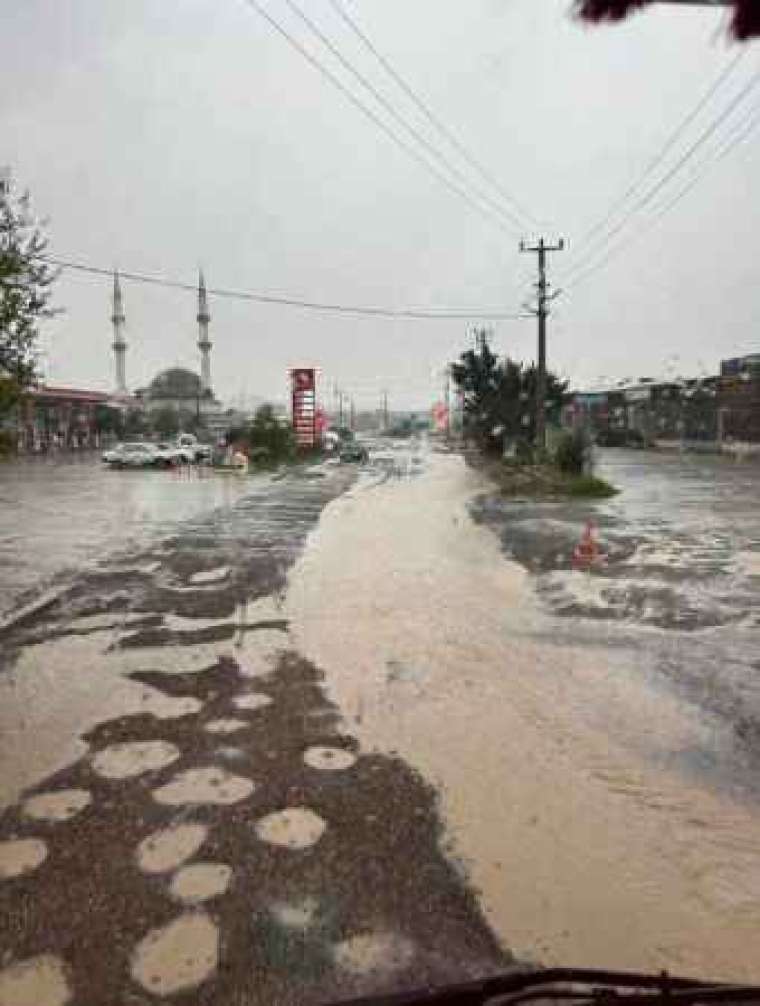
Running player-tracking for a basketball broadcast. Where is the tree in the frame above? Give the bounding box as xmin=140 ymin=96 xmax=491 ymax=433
xmin=244 ymin=404 xmax=296 ymax=465
xmin=0 ymin=179 xmax=58 ymax=415
xmin=450 ymin=343 xmax=567 ymax=455
xmin=152 ymin=406 xmax=180 ymax=438
xmin=94 ymin=404 xmax=123 ymax=438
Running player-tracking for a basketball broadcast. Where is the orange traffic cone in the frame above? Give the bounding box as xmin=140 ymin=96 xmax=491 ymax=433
xmin=572 ymin=520 xmax=602 ymax=569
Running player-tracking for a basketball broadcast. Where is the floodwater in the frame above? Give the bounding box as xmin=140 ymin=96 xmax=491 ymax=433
xmin=0 ymin=454 xmax=258 ymax=620
xmin=287 ymin=439 xmax=760 ymax=980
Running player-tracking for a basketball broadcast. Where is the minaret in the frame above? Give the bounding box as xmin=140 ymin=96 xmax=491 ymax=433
xmin=197 ymin=270 xmax=212 ymax=394
xmin=111 ymin=270 xmax=127 ymax=394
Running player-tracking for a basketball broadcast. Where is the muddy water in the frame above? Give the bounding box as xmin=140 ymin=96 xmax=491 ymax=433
xmin=0 ymin=455 xmax=259 ymax=619
xmin=287 ymin=440 xmax=760 ymax=980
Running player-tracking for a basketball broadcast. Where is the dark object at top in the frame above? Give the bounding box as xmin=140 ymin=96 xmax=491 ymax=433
xmin=330 ymin=966 xmax=760 ymax=1006
xmin=575 ymin=1 xmax=760 ymax=40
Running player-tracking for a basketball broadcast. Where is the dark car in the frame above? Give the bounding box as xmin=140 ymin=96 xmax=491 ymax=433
xmin=339 ymin=443 xmax=369 ymax=463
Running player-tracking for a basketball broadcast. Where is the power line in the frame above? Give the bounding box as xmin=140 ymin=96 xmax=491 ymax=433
xmin=44 ymin=254 xmax=530 ymax=321
xmin=564 ymin=65 xmax=760 ymax=283
xmin=240 ymin=0 xmax=521 ymax=238
xmin=281 ymin=0 xmax=528 ymax=233
xmin=574 ymin=49 xmax=747 ymax=256
xmin=565 ymin=104 xmax=760 ymax=290
xmin=324 ymin=0 xmax=539 ymax=229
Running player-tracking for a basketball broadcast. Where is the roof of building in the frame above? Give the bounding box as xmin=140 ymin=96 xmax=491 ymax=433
xmin=145 ymin=368 xmax=204 ymax=399
xmin=29 ymin=385 xmax=114 ymax=404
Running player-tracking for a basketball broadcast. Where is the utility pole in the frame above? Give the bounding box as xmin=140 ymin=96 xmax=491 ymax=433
xmin=349 ymin=398 xmax=356 ymax=432
xmin=382 ymin=390 xmax=389 ymax=431
xmin=519 ymin=237 xmax=565 ymax=452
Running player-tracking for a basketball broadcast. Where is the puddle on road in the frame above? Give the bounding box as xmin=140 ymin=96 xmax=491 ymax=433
xmin=189 ymin=567 xmax=230 ymax=585
xmin=23 ymin=789 xmax=91 ymax=822
xmin=0 ymin=634 xmax=213 ymax=809
xmin=92 ymin=740 xmax=180 ymax=780
xmin=270 ymin=896 xmax=320 ymax=930
xmin=169 ymin=862 xmax=232 ymax=903
xmin=203 ymin=718 xmax=249 ymax=735
xmin=0 ymin=954 xmax=71 ymax=1006
xmin=0 ymin=837 xmax=48 ymax=879
xmin=136 ymin=822 xmax=208 ymax=874
xmin=333 ymin=932 xmax=414 ymax=976
xmin=130 ymin=911 xmax=219 ymax=996
xmin=153 ymin=766 xmax=255 ymax=806
xmin=303 ymin=746 xmax=357 ymax=771
xmin=255 ymin=807 xmax=326 ymax=849
xmin=233 ymin=692 xmax=272 ymax=711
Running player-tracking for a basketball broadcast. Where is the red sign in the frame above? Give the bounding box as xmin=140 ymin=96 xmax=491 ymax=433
xmin=291 ymin=368 xmax=317 ymax=448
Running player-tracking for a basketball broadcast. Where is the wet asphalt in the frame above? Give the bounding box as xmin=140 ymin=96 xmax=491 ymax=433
xmin=0 ymin=457 xmax=509 ymax=1005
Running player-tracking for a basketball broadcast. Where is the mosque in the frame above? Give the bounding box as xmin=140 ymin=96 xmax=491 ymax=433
xmin=110 ymin=270 xmax=223 ymax=426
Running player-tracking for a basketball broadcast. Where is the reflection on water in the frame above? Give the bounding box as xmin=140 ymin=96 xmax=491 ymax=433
xmin=0 ymin=455 xmax=258 ymax=618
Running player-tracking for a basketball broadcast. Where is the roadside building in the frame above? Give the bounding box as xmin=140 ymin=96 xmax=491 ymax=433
xmin=10 ymin=385 xmax=129 ymax=453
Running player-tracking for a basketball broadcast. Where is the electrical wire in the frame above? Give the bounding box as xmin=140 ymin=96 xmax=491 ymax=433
xmin=565 ymin=103 xmax=760 ymax=290
xmin=324 ymin=0 xmax=540 ymax=229
xmin=574 ymin=48 xmax=747 ymax=254
xmin=281 ymin=0 xmax=528 ymax=233
xmin=564 ymin=64 xmax=760 ymax=283
xmin=44 ymin=254 xmax=530 ymax=321
xmin=240 ymin=0 xmax=521 ymax=238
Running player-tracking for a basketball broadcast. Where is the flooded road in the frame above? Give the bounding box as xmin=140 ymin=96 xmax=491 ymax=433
xmin=3 ymin=440 xmax=760 ymax=1001
xmin=0 ymin=455 xmax=258 ymax=620
xmin=0 ymin=450 xmax=505 ymax=1005
xmin=288 ymin=441 xmax=760 ymax=980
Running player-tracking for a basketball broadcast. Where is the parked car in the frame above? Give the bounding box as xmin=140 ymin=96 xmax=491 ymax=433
xmin=339 ymin=442 xmax=369 ymax=463
xmin=152 ymin=441 xmax=194 ymax=467
xmin=102 ymin=442 xmax=157 ymax=468
xmin=177 ymin=433 xmax=212 ymax=463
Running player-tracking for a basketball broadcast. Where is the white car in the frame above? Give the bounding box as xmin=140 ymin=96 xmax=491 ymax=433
xmin=153 ymin=441 xmax=194 ymax=467
xmin=177 ymin=434 xmax=212 ymax=463
xmin=102 ymin=442 xmax=157 ymax=468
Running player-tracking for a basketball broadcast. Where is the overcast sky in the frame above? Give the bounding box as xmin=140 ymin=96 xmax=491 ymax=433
xmin=2 ymin=0 xmax=757 ymax=409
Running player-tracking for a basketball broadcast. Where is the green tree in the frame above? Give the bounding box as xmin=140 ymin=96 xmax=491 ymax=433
xmin=450 ymin=342 xmax=567 ymax=454
xmin=152 ymin=406 xmax=180 ymax=438
xmin=94 ymin=404 xmax=123 ymax=437
xmin=124 ymin=409 xmax=148 ymax=438
xmin=244 ymin=404 xmax=296 ymax=466
xmin=0 ymin=179 xmax=58 ymax=416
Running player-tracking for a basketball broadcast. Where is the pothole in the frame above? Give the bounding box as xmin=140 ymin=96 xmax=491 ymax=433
xmin=0 ymin=954 xmax=71 ymax=1006
xmin=303 ymin=746 xmax=357 ymax=771
xmin=333 ymin=932 xmax=414 ymax=976
xmin=153 ymin=767 xmax=255 ymax=806
xmin=232 ymin=693 xmax=272 ymax=712
xmin=169 ymin=863 xmax=232 ymax=904
xmin=203 ymin=718 xmax=248 ymax=735
xmin=130 ymin=912 xmax=219 ymax=996
xmin=92 ymin=740 xmax=180 ymax=780
xmin=0 ymin=838 xmax=48 ymax=879
xmin=254 ymin=807 xmax=326 ymax=849
xmin=22 ymin=789 xmax=91 ymax=822
xmin=136 ymin=822 xmax=208 ymax=874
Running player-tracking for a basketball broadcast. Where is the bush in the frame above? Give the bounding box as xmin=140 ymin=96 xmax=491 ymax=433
xmin=563 ymin=475 xmax=618 ymax=498
xmin=554 ymin=429 xmax=589 ymax=475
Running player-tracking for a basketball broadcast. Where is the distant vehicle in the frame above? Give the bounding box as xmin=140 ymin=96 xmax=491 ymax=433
xmin=177 ymin=433 xmax=212 ymax=463
xmin=153 ymin=441 xmax=194 ymax=467
xmin=101 ymin=442 xmax=157 ymax=468
xmin=339 ymin=442 xmax=369 ymax=464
